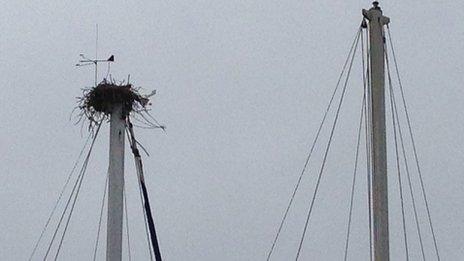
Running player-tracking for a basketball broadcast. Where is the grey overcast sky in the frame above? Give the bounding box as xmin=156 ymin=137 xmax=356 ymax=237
xmin=1 ymin=1 xmax=463 ymax=260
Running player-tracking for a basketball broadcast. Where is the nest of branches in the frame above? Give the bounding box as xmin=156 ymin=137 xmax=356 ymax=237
xmin=76 ymin=79 xmax=150 ymax=131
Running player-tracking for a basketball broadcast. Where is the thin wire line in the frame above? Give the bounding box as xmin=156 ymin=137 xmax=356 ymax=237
xmin=127 ymin=120 xmax=163 ymax=261
xmin=93 ymin=172 xmax=109 ymax=261
xmin=124 ymin=180 xmax=132 ymax=261
xmin=391 ymin=73 xmax=426 ymax=261
xmin=387 ymin=53 xmax=427 ymax=261
xmin=28 ymin=133 xmax=92 ymax=261
xmin=387 ymin=25 xmax=441 ymax=261
xmin=105 ymin=62 xmax=111 ymax=80
xmin=126 ymin=128 xmax=154 ymax=261
xmin=53 ymin=150 xmax=92 ymax=260
xmin=295 ymin=28 xmax=361 ymax=261
xmin=43 ymin=123 xmax=102 ymax=259
xmin=386 ymin=53 xmax=410 ymax=261
xmin=95 ymin=24 xmax=98 ymax=86
xmin=343 ymin=85 xmax=365 ymax=261
xmin=54 ymin=123 xmax=102 ymax=260
xmin=266 ymin=26 xmax=363 ymax=261
xmin=137 ymin=178 xmax=154 ymax=261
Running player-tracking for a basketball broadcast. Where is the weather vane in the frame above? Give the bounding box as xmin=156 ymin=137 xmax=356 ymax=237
xmin=76 ymin=54 xmax=114 ymax=86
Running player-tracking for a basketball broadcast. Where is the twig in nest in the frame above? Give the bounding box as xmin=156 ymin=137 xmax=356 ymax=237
xmin=75 ymin=79 xmax=150 ymax=132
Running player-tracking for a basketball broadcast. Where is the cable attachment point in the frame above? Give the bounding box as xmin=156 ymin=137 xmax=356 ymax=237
xmin=361 ymin=19 xmax=368 ymax=29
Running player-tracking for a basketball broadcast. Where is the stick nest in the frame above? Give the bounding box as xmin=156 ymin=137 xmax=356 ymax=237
xmin=77 ymin=79 xmax=150 ymax=130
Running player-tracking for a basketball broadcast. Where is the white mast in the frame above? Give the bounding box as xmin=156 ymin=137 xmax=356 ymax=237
xmin=362 ymin=2 xmax=390 ymax=261
xmin=106 ymin=104 xmax=125 ymax=261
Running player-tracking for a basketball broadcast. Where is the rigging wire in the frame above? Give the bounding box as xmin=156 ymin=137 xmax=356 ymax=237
xmin=386 ymin=25 xmax=441 ymax=261
xmin=138 ymin=169 xmax=163 ymax=261
xmin=124 ymin=180 xmax=133 ymax=261
xmin=123 ymin=118 xmax=151 ymax=157
xmin=43 ymin=122 xmax=102 ymax=260
xmin=93 ymin=172 xmax=109 ymax=261
xmin=28 ymin=133 xmax=93 ymax=261
xmin=386 ymin=47 xmax=426 ymax=260
xmin=386 ymin=51 xmax=410 ymax=261
xmin=125 ymin=127 xmax=154 ymax=261
xmin=126 ymin=128 xmax=154 ymax=261
xmin=266 ymin=26 xmax=363 ymax=261
xmin=295 ymin=27 xmax=362 ymax=261
xmin=392 ymin=84 xmax=426 ymax=261
xmin=54 ymin=123 xmax=103 ymax=260
xmin=95 ymin=24 xmax=99 ymax=86
xmin=390 ymin=71 xmax=428 ymax=261
xmin=127 ymin=120 xmax=163 ymax=261
xmin=343 ymin=81 xmax=365 ymax=261
xmin=138 ymin=176 xmax=155 ymax=261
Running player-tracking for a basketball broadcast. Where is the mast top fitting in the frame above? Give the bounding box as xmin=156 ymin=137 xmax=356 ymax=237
xmin=363 ymin=2 xmax=390 ymax=25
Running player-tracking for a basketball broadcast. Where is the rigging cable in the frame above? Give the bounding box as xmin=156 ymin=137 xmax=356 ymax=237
xmin=54 ymin=123 xmax=103 ymax=260
xmin=386 ymin=47 xmax=426 ymax=260
xmin=391 ymin=80 xmax=426 ymax=261
xmin=105 ymin=62 xmax=111 ymax=80
xmin=124 ymin=180 xmax=133 ymax=261
xmin=92 ymin=172 xmax=109 ymax=261
xmin=94 ymin=24 xmax=98 ymax=86
xmin=386 ymin=25 xmax=441 ymax=261
xmin=28 ymin=133 xmax=93 ymax=261
xmin=386 ymin=48 xmax=410 ymax=261
xmin=126 ymin=128 xmax=154 ymax=261
xmin=127 ymin=120 xmax=163 ymax=261
xmin=295 ymin=26 xmax=362 ymax=261
xmin=138 ymin=176 xmax=155 ymax=261
xmin=43 ymin=122 xmax=102 ymax=260
xmin=385 ymin=33 xmax=427 ymax=260
xmin=266 ymin=26 xmax=363 ymax=261
xmin=343 ymin=78 xmax=365 ymax=261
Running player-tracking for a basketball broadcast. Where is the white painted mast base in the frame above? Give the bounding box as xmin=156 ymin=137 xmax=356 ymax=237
xmin=106 ymin=104 xmax=126 ymax=261
xmin=363 ymin=2 xmax=390 ymax=261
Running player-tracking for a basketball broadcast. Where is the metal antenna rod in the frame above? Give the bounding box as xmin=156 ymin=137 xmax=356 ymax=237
xmin=95 ymin=24 xmax=99 ymax=86
xmin=76 ymin=54 xmax=114 ymax=86
xmin=362 ymin=2 xmax=390 ymax=261
xmin=75 ymin=25 xmax=114 ymax=86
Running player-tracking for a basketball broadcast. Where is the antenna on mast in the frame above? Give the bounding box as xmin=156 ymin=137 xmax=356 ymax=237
xmin=76 ymin=25 xmax=114 ymax=86
xmin=76 ymin=54 xmax=114 ymax=86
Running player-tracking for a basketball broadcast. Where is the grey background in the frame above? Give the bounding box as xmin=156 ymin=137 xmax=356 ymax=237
xmin=1 ymin=0 xmax=463 ymax=260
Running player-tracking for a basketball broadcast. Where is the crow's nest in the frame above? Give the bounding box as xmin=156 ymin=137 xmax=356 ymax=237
xmin=77 ymin=79 xmax=150 ymax=131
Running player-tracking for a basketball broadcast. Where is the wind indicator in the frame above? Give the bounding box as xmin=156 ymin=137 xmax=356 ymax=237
xmin=76 ymin=54 xmax=115 ymax=86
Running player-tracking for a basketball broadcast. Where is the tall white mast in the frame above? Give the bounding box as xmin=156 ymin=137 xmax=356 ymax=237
xmin=106 ymin=104 xmax=125 ymax=261
xmin=362 ymin=2 xmax=390 ymax=261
